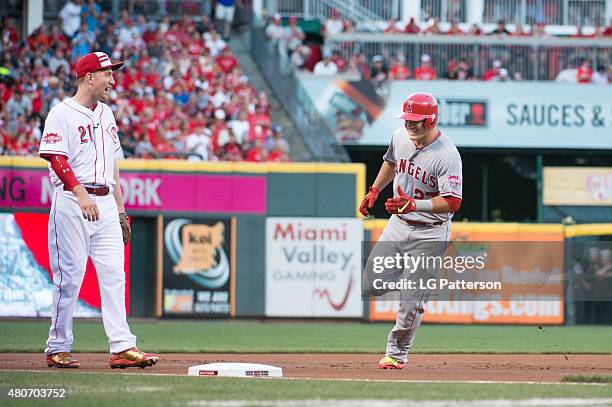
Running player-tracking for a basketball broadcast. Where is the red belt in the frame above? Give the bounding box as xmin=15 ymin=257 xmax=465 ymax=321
xmin=398 ymin=217 xmax=443 ymax=227
xmin=64 ymin=184 xmax=110 ymax=196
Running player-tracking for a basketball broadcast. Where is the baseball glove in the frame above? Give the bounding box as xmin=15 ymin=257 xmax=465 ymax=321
xmin=119 ymin=212 xmax=131 ymax=245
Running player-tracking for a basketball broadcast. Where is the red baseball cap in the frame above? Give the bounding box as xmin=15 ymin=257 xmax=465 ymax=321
xmin=76 ymin=52 xmax=124 ymax=78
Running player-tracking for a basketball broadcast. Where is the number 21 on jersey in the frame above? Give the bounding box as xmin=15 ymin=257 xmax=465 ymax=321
xmin=79 ymin=125 xmax=94 ymax=144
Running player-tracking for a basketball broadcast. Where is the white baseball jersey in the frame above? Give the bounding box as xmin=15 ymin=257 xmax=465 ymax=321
xmin=383 ymin=127 xmax=462 ymax=223
xmin=39 ymin=96 xmax=137 ymax=355
xmin=39 ymin=97 xmax=121 ymax=188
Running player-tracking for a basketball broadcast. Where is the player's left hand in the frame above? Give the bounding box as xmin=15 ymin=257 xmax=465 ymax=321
xmin=385 ymin=185 xmax=416 ymax=214
xmin=119 ymin=213 xmax=131 ymax=244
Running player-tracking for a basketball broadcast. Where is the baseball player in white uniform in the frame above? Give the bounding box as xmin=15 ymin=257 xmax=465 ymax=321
xmin=359 ymin=92 xmax=462 ymax=369
xmin=39 ymin=52 xmax=159 ymax=369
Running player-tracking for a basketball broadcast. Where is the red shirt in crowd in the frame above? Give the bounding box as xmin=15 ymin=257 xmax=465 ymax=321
xmin=414 ymin=65 xmax=437 ymax=80
xmin=577 ymin=65 xmax=592 ymax=83
xmin=390 ymin=65 xmax=410 ymax=80
xmin=216 ymin=53 xmax=238 ymax=74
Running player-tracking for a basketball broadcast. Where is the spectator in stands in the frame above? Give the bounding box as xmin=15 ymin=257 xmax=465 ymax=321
xmin=447 ymin=58 xmax=473 ymax=80
xmin=265 ymin=125 xmax=289 ymax=154
xmin=344 ymin=19 xmax=355 ymax=33
xmin=447 ymin=20 xmax=463 ymax=35
xmin=572 ymin=25 xmax=589 ymax=38
xmin=221 ymin=130 xmax=244 ymax=161
xmin=6 ymin=88 xmax=32 ymax=120
xmin=266 ymin=13 xmax=286 ymax=41
xmin=290 ymin=45 xmax=311 ymax=70
xmin=604 ymin=19 xmax=612 ymax=36
xmin=577 ymin=59 xmax=592 ymax=83
xmin=483 ymin=59 xmax=503 ymax=81
xmin=267 ymin=138 xmax=290 ymax=162
xmin=468 ymin=23 xmax=483 ymax=35
xmin=313 ymin=49 xmax=338 ymax=75
xmin=59 ymin=0 xmax=82 ymax=39
xmin=285 ymin=16 xmax=305 ymax=53
xmin=404 ymin=17 xmax=420 ymax=34
xmin=424 ymin=18 xmax=442 ymax=35
xmin=389 ymin=55 xmax=410 ymax=80
xmin=71 ymin=23 xmax=95 ymax=61
xmin=47 ymin=47 xmax=70 ymax=76
xmin=216 ymin=0 xmax=235 ymax=40
xmin=185 ymin=122 xmax=213 ymax=161
xmin=81 ymin=0 xmax=101 ymax=33
xmin=490 ymin=19 xmax=511 ymax=36
xmin=330 ymin=49 xmax=346 ymax=72
xmin=245 ymin=138 xmax=267 ymax=162
xmin=592 ymin=65 xmax=609 ymax=84
xmin=323 ymin=9 xmax=344 ymax=35
xmin=385 ymin=18 xmax=402 ymax=34
xmin=414 ymin=54 xmax=437 ymax=80
xmin=513 ymin=23 xmax=530 ymax=36
xmin=497 ymin=68 xmax=511 ymax=81
xmin=370 ymin=55 xmax=388 ymax=87
xmin=532 ymin=23 xmax=549 ymax=37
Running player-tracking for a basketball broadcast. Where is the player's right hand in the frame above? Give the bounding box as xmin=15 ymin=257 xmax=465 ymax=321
xmin=73 ymin=185 xmax=100 ymax=222
xmin=359 ymin=186 xmax=380 ymax=217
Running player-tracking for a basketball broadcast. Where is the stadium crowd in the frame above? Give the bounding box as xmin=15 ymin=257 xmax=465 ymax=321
xmin=266 ymin=12 xmax=612 ymax=84
xmin=0 ymin=5 xmax=291 ymax=161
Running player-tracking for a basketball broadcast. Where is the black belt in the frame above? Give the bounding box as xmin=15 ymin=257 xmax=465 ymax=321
xmin=64 ymin=184 xmax=110 ymax=196
xmin=398 ymin=217 xmax=443 ymax=227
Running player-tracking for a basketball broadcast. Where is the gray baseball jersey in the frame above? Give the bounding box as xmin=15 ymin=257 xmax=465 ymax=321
xmin=383 ymin=127 xmax=462 ymax=223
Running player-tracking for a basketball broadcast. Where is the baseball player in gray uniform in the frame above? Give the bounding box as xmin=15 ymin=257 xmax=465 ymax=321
xmin=359 ymin=92 xmax=463 ymax=369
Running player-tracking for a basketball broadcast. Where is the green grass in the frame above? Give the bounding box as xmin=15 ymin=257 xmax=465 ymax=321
xmin=0 ymin=371 xmax=611 ymax=407
xmin=562 ymin=375 xmax=612 ymax=384
xmin=1 ymin=320 xmax=611 ymax=354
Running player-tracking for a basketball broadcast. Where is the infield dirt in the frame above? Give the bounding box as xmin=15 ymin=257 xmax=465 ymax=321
xmin=2 ymin=353 xmax=611 ymax=382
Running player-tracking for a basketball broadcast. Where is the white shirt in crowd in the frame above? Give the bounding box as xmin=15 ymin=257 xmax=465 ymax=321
xmin=313 ymin=60 xmax=338 ymax=75
xmin=185 ymin=130 xmax=212 ymax=161
xmin=592 ymin=71 xmax=609 ymax=85
xmin=59 ymin=1 xmax=82 ymax=37
xmin=324 ymin=19 xmax=344 ymax=35
xmin=266 ymin=23 xmax=286 ymax=40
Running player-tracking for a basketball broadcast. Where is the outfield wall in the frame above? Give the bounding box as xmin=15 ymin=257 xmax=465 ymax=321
xmin=1 ymin=157 xmax=610 ymax=324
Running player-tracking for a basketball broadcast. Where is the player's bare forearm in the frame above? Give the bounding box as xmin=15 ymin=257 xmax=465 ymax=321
xmin=113 ymin=158 xmax=126 ymax=213
xmin=372 ymin=161 xmax=396 ymax=191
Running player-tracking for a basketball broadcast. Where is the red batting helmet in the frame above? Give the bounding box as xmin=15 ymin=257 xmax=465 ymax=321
xmin=396 ymin=92 xmax=438 ymax=129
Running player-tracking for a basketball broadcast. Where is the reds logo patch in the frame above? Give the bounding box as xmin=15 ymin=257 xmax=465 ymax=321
xmin=42 ymin=132 xmax=62 ymax=144
xmin=448 ymin=175 xmax=462 ymax=190
xmin=106 ymin=124 xmax=118 ymax=143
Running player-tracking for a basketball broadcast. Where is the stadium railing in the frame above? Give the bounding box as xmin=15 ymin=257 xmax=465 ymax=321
xmin=264 ymin=0 xmax=606 ymax=27
xmin=325 ymin=33 xmax=612 ymax=81
xmin=249 ymin=24 xmax=350 ymax=162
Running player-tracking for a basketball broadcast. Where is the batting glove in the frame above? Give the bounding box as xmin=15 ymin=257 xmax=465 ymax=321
xmin=359 ymin=186 xmax=380 ymax=217
xmin=385 ymin=185 xmax=416 ymax=215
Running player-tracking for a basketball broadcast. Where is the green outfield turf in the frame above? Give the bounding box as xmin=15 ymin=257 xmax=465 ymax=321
xmin=0 ymin=371 xmax=611 ymax=407
xmin=0 ymin=320 xmax=611 ymax=354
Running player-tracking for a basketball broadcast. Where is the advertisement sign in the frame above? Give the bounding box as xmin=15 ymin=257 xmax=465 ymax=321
xmin=0 ymin=212 xmax=131 ymax=317
xmin=367 ymin=223 xmax=565 ymax=324
xmin=300 ymin=77 xmax=611 ymax=149
xmin=266 ymin=217 xmax=363 ymax=317
xmin=544 ymin=167 xmax=612 ymax=206
xmin=0 ymin=165 xmax=266 ymax=214
xmin=162 ymin=217 xmax=235 ymax=317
